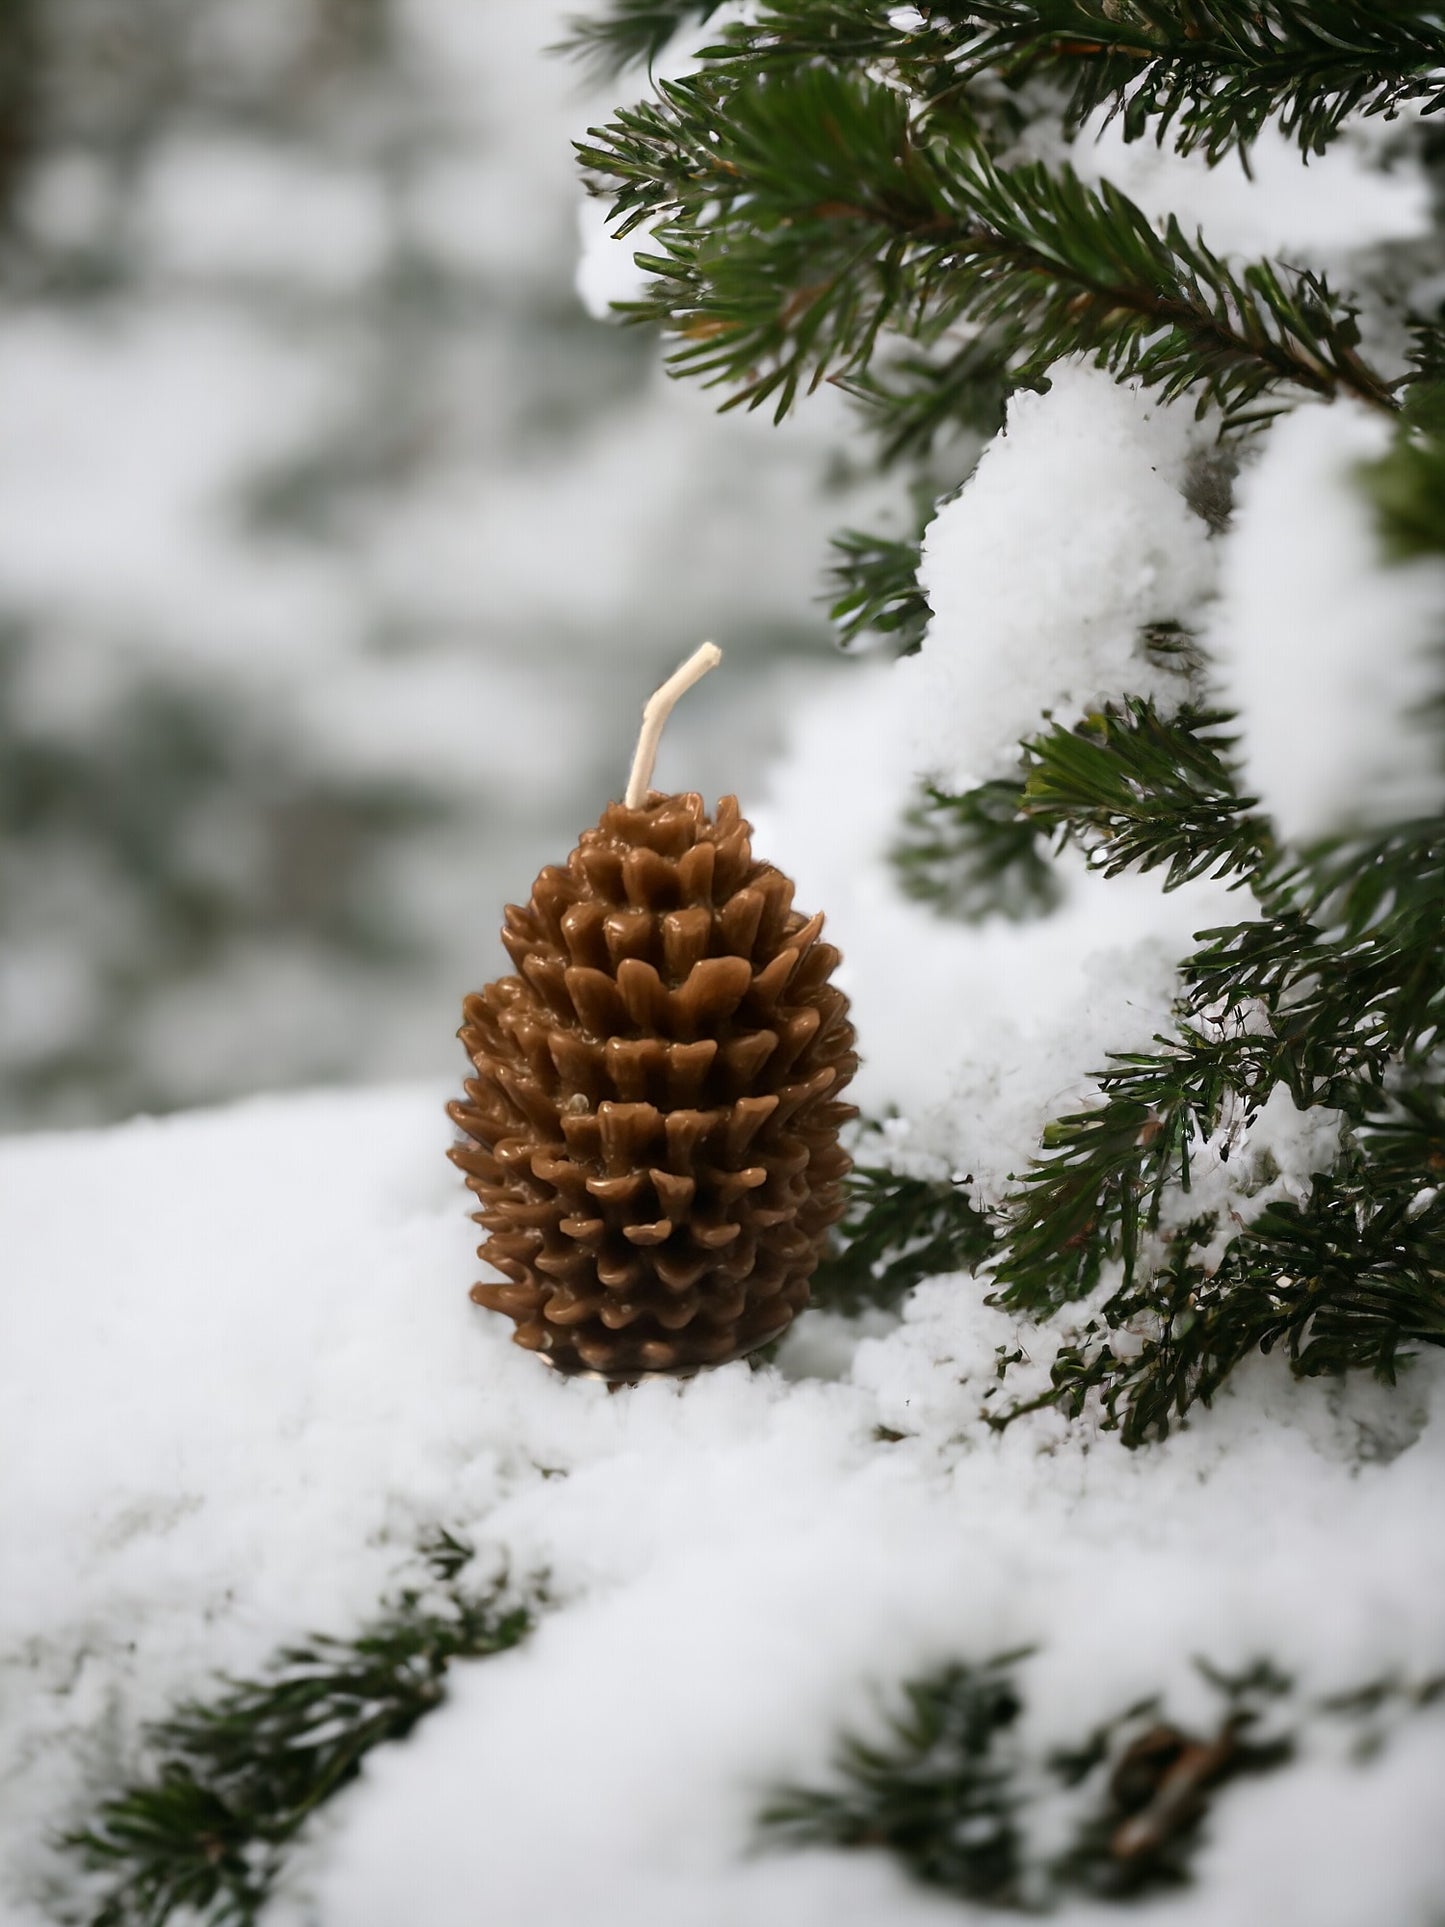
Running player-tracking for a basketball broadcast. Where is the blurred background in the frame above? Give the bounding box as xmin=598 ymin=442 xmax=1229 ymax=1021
xmin=0 ymin=0 xmax=869 ymax=1132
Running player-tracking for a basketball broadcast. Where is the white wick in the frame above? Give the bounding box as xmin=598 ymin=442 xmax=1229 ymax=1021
xmin=624 ymin=641 xmax=722 ymax=808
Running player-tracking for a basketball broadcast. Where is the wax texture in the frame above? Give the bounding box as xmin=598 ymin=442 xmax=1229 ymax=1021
xmin=450 ymin=791 xmax=857 ymax=1376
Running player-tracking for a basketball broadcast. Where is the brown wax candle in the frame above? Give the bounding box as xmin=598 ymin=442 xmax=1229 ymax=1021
xmin=448 ymin=647 xmax=857 ymax=1379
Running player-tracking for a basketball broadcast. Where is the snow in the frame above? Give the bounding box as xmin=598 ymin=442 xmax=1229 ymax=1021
xmin=904 ymin=364 xmax=1215 ymax=792
xmin=1 ymin=524 xmax=1439 ymax=1919
xmin=1067 ymin=114 xmax=1432 ymax=266
xmin=2 ymin=1088 xmax=1442 ymax=1926
xmin=1207 ymin=399 xmax=1445 ymax=843
xmin=0 ymin=311 xmax=344 ymax=661
xmin=140 ymin=137 xmax=392 ymax=288
xmin=1153 ymin=1082 xmax=1346 ymax=1269
xmin=754 ymin=657 xmax=1240 ymax=1203
xmin=4 ymin=12 xmax=1444 ymax=1922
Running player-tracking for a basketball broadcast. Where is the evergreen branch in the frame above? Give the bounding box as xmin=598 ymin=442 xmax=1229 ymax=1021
xmin=893 ymin=777 xmax=1065 ymax=920
xmin=706 ymin=1 xmax=964 ymax=71
xmin=1402 ymin=317 xmax=1445 ymax=390
xmin=993 ymin=819 xmax=1445 ymax=1315
xmin=700 ymin=1 xmax=1445 ymax=161
xmin=949 ymin=151 xmax=1394 ymax=414
xmin=1359 ymin=1072 xmax=1445 ymax=1184
xmin=67 ymin=1535 xmax=535 ymax=1927
xmin=889 ymin=694 xmax=1262 ymax=920
xmin=837 ymin=332 xmax=1016 ymax=465
xmin=1184 ymin=822 xmax=1445 ymax=1095
xmin=826 ymin=525 xmax=932 ymax=653
xmin=1019 ymin=699 xmax=1274 ymax=891
xmin=578 ymin=66 xmax=1395 ymax=420
xmin=556 ymin=1 xmax=725 ymax=77
xmin=696 ymin=2 xmax=1058 ymax=152
xmin=810 ymin=1163 xmax=996 ymax=1314
xmin=955 ymin=1 xmax=1445 ymax=162
xmin=762 ymin=1652 xmax=1296 ymax=1906
xmin=762 ymin=1657 xmax=1031 ymax=1905
xmin=991 ymin=1030 xmax=1262 ymax=1311
xmin=1028 ymin=1153 xmax=1445 ymax=1444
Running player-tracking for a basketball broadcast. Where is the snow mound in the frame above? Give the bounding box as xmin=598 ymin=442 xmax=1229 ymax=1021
xmin=3 ymin=1086 xmax=1443 ymax=1925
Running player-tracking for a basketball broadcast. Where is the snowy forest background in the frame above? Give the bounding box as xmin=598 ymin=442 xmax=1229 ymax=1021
xmin=0 ymin=0 xmax=857 ymax=1132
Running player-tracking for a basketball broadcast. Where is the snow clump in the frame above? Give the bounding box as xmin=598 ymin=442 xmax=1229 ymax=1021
xmin=1208 ymin=399 xmax=1445 ymax=842
xmin=903 ymin=361 xmax=1215 ymax=791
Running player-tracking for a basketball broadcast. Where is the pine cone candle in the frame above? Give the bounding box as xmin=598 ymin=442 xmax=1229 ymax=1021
xmin=449 ymin=647 xmax=857 ymax=1379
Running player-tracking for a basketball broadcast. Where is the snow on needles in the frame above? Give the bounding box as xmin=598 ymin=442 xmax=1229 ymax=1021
xmin=1209 ymin=399 xmax=1445 ymax=843
xmin=752 ymin=659 xmax=1239 ymax=1206
xmin=904 ymin=363 xmax=1215 ymax=791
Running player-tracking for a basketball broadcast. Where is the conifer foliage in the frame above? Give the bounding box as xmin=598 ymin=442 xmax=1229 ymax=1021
xmin=68 ymin=1536 xmax=535 ymax=1927
xmin=761 ymin=1653 xmax=1439 ymax=1908
xmin=569 ymin=1 xmax=1445 ymax=1442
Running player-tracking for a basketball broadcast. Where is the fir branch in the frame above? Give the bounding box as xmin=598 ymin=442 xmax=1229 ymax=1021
xmin=826 ymin=525 xmax=932 ymax=653
xmin=1184 ymin=822 xmax=1445 ymax=1096
xmin=838 ymin=332 xmax=1016 ymax=465
xmin=893 ymin=777 xmax=1064 ymax=920
xmin=1359 ymin=1072 xmax=1445 ymax=1185
xmin=706 ymin=1 xmax=963 ymax=71
xmin=955 ymin=1 xmax=1445 ymax=162
xmin=696 ymin=1 xmax=1063 ymax=152
xmin=702 ymin=1 xmax=1445 ymax=161
xmin=556 ymin=1 xmax=725 ymax=77
xmin=578 ymin=65 xmax=1395 ymax=421
xmin=67 ymin=1535 xmax=535 ymax=1927
xmin=1019 ymin=699 xmax=1273 ymax=891
xmin=762 ymin=1652 xmax=1294 ymax=1907
xmin=761 ymin=1656 xmax=1031 ymax=1906
xmin=1025 ymin=1152 xmax=1445 ymax=1444
xmin=944 ymin=147 xmax=1394 ymax=414
xmin=991 ymin=1029 xmax=1260 ymax=1311
xmin=625 ymin=0 xmax=1445 ymax=172
xmin=810 ymin=1162 xmax=995 ymax=1314
xmin=993 ymin=819 xmax=1445 ymax=1316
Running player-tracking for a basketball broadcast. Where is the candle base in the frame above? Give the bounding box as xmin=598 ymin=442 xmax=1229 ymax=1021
xmin=531 ymin=1317 xmax=794 ymax=1385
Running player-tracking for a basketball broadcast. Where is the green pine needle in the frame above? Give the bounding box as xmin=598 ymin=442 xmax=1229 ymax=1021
xmin=894 ymin=778 xmax=1064 ymax=922
xmin=689 ymin=1 xmax=1445 ymax=162
xmin=67 ymin=1534 xmax=535 ymax=1927
xmin=1020 ymin=699 xmax=1274 ymax=891
xmin=826 ymin=526 xmax=932 ymax=654
xmin=556 ymin=2 xmax=724 ymax=78
xmin=577 ymin=64 xmax=1396 ymax=423
xmin=762 ymin=1652 xmax=1303 ymax=1907
xmin=1012 ymin=1155 xmax=1445 ymax=1445
xmin=811 ymin=1163 xmax=995 ymax=1315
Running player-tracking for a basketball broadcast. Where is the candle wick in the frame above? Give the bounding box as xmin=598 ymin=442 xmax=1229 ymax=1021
xmin=624 ymin=641 xmax=722 ymax=809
